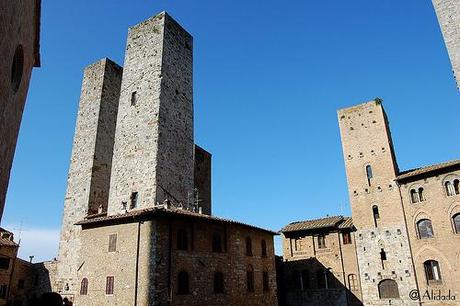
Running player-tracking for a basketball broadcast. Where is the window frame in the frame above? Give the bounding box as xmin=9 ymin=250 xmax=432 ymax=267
xmin=417 ymin=219 xmax=434 ymax=239
xmin=177 ymin=270 xmax=190 ymax=295
xmin=80 ymin=278 xmax=89 ymax=295
xmin=105 ymin=276 xmax=114 ymax=295
xmin=108 ymin=234 xmax=117 ymax=253
xmin=424 ymin=260 xmax=442 ymax=284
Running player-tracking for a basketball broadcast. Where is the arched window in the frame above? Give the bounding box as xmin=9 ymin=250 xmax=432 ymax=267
xmin=246 ymin=265 xmax=254 ymax=292
xmin=372 ymin=205 xmax=380 ymax=227
xmin=261 ymin=240 xmax=267 ymax=257
xmin=418 ymin=188 xmax=425 ymax=202
xmin=212 ymin=232 xmax=223 ymax=253
xmin=80 ymin=278 xmax=88 ymax=295
xmin=453 ymin=213 xmax=460 ymax=234
xmin=177 ymin=270 xmax=189 ymax=294
xmin=410 ymin=189 xmax=419 ymax=203
xmin=366 ymin=165 xmax=373 ymax=186
xmin=446 ymin=181 xmax=455 ymax=196
xmin=378 ymin=279 xmax=399 ymax=299
xmin=454 ymin=179 xmax=460 ymax=195
xmin=177 ymin=229 xmax=188 ymax=251
xmin=424 ymin=260 xmax=442 ymax=283
xmin=348 ymin=274 xmax=358 ymax=291
xmin=245 ymin=237 xmax=253 ymax=256
xmin=417 ymin=219 xmax=434 ymax=239
xmin=213 ymin=271 xmax=224 ymax=293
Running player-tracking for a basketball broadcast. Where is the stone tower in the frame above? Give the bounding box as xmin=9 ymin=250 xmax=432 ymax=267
xmin=432 ymin=0 xmax=460 ymax=89
xmin=107 ymin=12 xmax=194 ymax=215
xmin=56 ymin=59 xmax=122 ymax=298
xmin=338 ymin=100 xmax=418 ymax=305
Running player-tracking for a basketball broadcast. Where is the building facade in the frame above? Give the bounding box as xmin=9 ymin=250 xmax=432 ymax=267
xmin=432 ymin=0 xmax=460 ymax=89
xmin=0 ymin=0 xmax=41 ymax=221
xmin=280 ymin=216 xmax=362 ymax=306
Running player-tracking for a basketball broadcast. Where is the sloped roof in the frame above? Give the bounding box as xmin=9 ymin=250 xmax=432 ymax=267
xmin=77 ymin=206 xmax=277 ymax=235
xmin=396 ymin=159 xmax=460 ymax=181
xmin=280 ymin=215 xmax=353 ymax=233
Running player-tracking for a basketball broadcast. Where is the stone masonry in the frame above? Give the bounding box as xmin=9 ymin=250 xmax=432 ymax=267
xmin=432 ymin=0 xmax=460 ymax=89
xmin=338 ymin=101 xmax=418 ymax=305
xmin=56 ymin=59 xmax=122 ymax=300
xmin=0 ymin=0 xmax=40 ymax=221
xmin=108 ymin=12 xmax=194 ymax=215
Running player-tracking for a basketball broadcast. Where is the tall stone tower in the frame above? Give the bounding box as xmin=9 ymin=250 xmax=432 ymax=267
xmin=432 ymin=0 xmax=460 ymax=89
xmin=107 ymin=12 xmax=194 ymax=215
xmin=56 ymin=59 xmax=122 ymax=298
xmin=338 ymin=100 xmax=418 ymax=305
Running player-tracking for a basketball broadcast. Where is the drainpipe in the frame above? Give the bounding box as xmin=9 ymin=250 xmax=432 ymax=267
xmin=134 ymin=220 xmax=141 ymax=306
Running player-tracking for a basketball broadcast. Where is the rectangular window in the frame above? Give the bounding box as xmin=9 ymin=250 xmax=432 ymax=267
xmin=262 ymin=271 xmax=269 ymax=292
xmin=342 ymin=232 xmax=352 ymax=245
xmin=318 ymin=235 xmax=326 ymax=249
xmin=18 ymin=279 xmax=24 ymax=290
xmin=0 ymin=258 xmax=10 ymax=270
xmin=0 ymin=285 xmax=7 ymax=298
xmin=131 ymin=91 xmax=137 ymax=106
xmin=108 ymin=234 xmax=117 ymax=252
xmin=246 ymin=271 xmax=254 ymax=292
xmin=130 ymin=192 xmax=138 ymax=209
xmin=106 ymin=276 xmax=114 ymax=295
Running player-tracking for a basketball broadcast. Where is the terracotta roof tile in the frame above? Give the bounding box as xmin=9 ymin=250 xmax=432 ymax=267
xmin=280 ymin=216 xmax=347 ymax=233
xmin=397 ymin=160 xmax=460 ymax=181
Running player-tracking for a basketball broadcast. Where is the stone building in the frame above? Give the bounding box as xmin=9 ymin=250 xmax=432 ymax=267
xmin=75 ymin=206 xmax=277 ymax=306
xmin=280 ymin=216 xmax=362 ymax=306
xmin=0 ymin=0 xmax=41 ymax=221
xmin=432 ymin=0 xmax=460 ymax=89
xmin=55 ymin=11 xmax=276 ymax=305
xmin=337 ymin=99 xmax=459 ymax=305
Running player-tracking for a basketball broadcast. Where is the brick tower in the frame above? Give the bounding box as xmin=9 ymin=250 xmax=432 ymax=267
xmin=56 ymin=59 xmax=122 ymax=299
xmin=338 ymin=100 xmax=418 ymax=305
xmin=107 ymin=12 xmax=194 ymax=215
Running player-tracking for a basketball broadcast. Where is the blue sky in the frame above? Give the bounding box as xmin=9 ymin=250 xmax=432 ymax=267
xmin=4 ymin=0 xmax=460 ymax=261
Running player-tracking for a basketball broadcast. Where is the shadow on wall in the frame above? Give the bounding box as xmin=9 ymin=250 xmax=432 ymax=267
xmin=278 ymin=257 xmax=363 ymax=306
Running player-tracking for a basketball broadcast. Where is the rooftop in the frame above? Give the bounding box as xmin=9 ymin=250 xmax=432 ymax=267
xmin=397 ymin=159 xmax=460 ymax=182
xmin=280 ymin=215 xmax=353 ymax=233
xmin=77 ymin=206 xmax=277 ymax=235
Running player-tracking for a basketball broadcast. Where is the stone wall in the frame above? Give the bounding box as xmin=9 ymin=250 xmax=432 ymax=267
xmin=0 ymin=0 xmax=40 ymax=221
xmin=194 ymin=145 xmax=212 ymax=215
xmin=56 ymin=58 xmax=122 ymax=299
xmin=108 ymin=12 xmax=194 ymax=215
xmin=338 ymin=101 xmax=418 ymax=305
xmin=432 ymin=0 xmax=460 ymax=89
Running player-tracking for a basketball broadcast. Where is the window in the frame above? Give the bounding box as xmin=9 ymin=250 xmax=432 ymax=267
xmin=417 ymin=219 xmax=434 ymax=239
xmin=378 ymin=279 xmax=399 ymax=299
xmin=261 ymin=240 xmax=267 ymax=257
xmin=245 ymin=237 xmax=252 ymax=256
xmin=424 ymin=260 xmax=442 ymax=283
xmin=418 ymin=188 xmax=425 ymax=201
xmin=342 ymin=231 xmax=352 ymax=245
xmin=446 ymin=181 xmax=455 ymax=196
xmin=263 ymin=271 xmax=269 ymax=292
xmin=317 ymin=235 xmax=326 ymax=249
xmin=177 ymin=229 xmax=188 ymax=251
xmin=213 ymin=272 xmax=224 ymax=293
xmin=212 ymin=232 xmax=222 ymax=253
xmin=0 ymin=285 xmax=7 ymax=299
xmin=130 ymin=192 xmax=138 ymax=209
xmin=11 ymin=45 xmax=24 ymax=92
xmin=380 ymin=248 xmax=387 ymax=269
xmin=131 ymin=91 xmax=137 ymax=106
xmin=17 ymin=279 xmax=24 ymax=290
xmin=410 ymin=189 xmax=419 ymax=203
xmin=348 ymin=274 xmax=358 ymax=291
xmin=178 ymin=271 xmax=189 ymax=294
xmin=246 ymin=266 xmax=254 ymax=292
xmin=454 ymin=180 xmax=460 ymax=195
xmin=0 ymin=258 xmax=10 ymax=270
xmin=301 ymin=270 xmax=309 ymax=290
xmin=453 ymin=213 xmax=460 ymax=234
xmin=80 ymin=278 xmax=88 ymax=295
xmin=105 ymin=276 xmax=114 ymax=295
xmin=372 ymin=205 xmax=380 ymax=228
xmin=108 ymin=234 xmax=117 ymax=252
xmin=366 ymin=165 xmax=373 ymax=186
xmin=293 ymin=238 xmax=301 ymax=251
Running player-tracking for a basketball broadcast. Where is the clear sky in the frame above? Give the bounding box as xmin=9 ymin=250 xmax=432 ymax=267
xmin=4 ymin=0 xmax=460 ymax=261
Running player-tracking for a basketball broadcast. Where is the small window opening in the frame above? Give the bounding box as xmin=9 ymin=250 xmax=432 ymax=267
xmin=11 ymin=45 xmax=24 ymax=92
xmin=108 ymin=234 xmax=117 ymax=252
xmin=261 ymin=239 xmax=267 ymax=257
xmin=380 ymin=248 xmax=387 ymax=269
xmin=106 ymin=276 xmax=114 ymax=295
xmin=263 ymin=271 xmax=270 ymax=292
xmin=246 ymin=266 xmax=254 ymax=292
xmin=372 ymin=205 xmax=380 ymax=228
xmin=245 ymin=237 xmax=253 ymax=256
xmin=131 ymin=91 xmax=137 ymax=106
xmin=343 ymin=231 xmax=352 ymax=245
xmin=177 ymin=229 xmax=188 ymax=251
xmin=318 ymin=234 xmax=326 ymax=249
xmin=130 ymin=192 xmax=138 ymax=209
xmin=366 ymin=165 xmax=373 ymax=186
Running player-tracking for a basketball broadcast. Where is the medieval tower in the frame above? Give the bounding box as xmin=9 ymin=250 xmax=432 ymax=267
xmin=56 ymin=59 xmax=122 ymax=298
xmin=56 ymin=12 xmax=211 ymax=299
xmin=338 ymin=100 xmax=418 ymax=305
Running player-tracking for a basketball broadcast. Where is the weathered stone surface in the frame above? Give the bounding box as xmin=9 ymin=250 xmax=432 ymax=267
xmin=0 ymin=0 xmax=40 ymax=221
xmin=56 ymin=58 xmax=122 ymax=300
xmin=432 ymin=0 xmax=460 ymax=89
xmin=194 ymin=145 xmax=212 ymax=215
